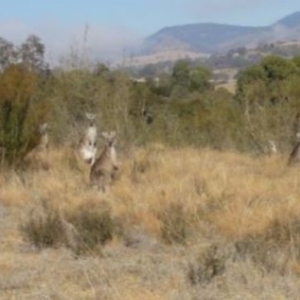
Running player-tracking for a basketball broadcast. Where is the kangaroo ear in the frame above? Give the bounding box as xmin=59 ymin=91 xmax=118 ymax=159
xmin=110 ymin=131 xmax=116 ymax=138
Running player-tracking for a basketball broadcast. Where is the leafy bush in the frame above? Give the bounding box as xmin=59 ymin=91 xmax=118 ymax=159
xmin=0 ymin=64 xmax=48 ymax=165
xmin=3 ymin=35 xmax=300 ymax=157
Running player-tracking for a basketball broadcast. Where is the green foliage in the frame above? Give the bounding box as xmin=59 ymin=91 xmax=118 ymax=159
xmin=138 ymin=63 xmax=158 ymax=78
xmin=237 ymin=64 xmax=266 ymax=86
xmin=0 ymin=37 xmax=16 ymax=70
xmin=170 ymin=59 xmax=212 ymax=99
xmin=20 ymin=35 xmax=47 ymax=72
xmin=2 ymin=32 xmax=300 ymax=159
xmin=31 ymin=51 xmax=300 ymax=154
xmin=47 ymin=68 xmax=139 ymax=147
xmin=236 ymin=55 xmax=300 ymax=105
xmin=189 ymin=66 xmax=211 ymax=91
xmin=292 ymin=55 xmax=300 ymax=69
xmin=234 ymin=55 xmax=300 ymax=152
xmin=152 ymin=73 xmax=172 ymax=96
xmin=260 ymin=55 xmax=297 ymax=81
xmin=172 ymin=60 xmax=191 ymax=87
xmin=0 ymin=64 xmax=48 ymax=165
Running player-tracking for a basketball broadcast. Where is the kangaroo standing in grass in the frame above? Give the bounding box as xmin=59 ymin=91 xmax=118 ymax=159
xmin=288 ymin=135 xmax=300 ymax=166
xmin=78 ymin=113 xmax=97 ymax=166
xmin=24 ymin=122 xmax=50 ymax=169
xmin=90 ymin=131 xmax=119 ymax=192
xmin=29 ymin=122 xmax=49 ymax=154
xmin=37 ymin=123 xmax=50 ymax=152
xmin=288 ymin=113 xmax=300 ymax=166
xmin=268 ymin=140 xmax=277 ymax=156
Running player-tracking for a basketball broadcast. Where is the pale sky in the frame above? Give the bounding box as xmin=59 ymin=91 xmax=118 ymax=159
xmin=0 ymin=0 xmax=299 ymax=62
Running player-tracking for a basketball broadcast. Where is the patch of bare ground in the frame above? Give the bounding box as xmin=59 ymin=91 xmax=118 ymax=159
xmin=215 ymin=79 xmax=237 ymax=94
xmin=1 ymin=146 xmax=300 ymax=299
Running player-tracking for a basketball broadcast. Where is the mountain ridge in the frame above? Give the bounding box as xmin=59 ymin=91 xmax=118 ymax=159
xmin=134 ymin=11 xmax=300 ymax=62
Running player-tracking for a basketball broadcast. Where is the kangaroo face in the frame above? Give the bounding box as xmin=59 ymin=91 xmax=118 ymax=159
xmin=39 ymin=123 xmax=49 ymax=135
xmin=101 ymin=131 xmax=116 ymax=148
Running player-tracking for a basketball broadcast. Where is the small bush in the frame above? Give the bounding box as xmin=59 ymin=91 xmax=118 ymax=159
xmin=158 ymin=202 xmax=190 ymax=244
xmin=20 ymin=199 xmax=123 ymax=255
xmin=235 ymin=216 xmax=300 ymax=274
xmin=20 ymin=199 xmax=64 ymax=249
xmin=67 ymin=201 xmax=123 ymax=255
xmin=187 ymin=243 xmax=227 ymax=285
xmin=0 ymin=64 xmax=48 ymax=166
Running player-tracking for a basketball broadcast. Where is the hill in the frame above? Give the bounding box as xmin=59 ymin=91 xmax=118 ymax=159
xmin=128 ymin=11 xmax=300 ymax=66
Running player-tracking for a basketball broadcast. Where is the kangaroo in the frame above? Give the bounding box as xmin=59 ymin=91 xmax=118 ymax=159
xmin=288 ymin=140 xmax=300 ymax=166
xmin=268 ymin=140 xmax=277 ymax=156
xmin=288 ymin=116 xmax=300 ymax=166
xmin=78 ymin=113 xmax=97 ymax=165
xmin=36 ymin=123 xmax=50 ymax=152
xmin=90 ymin=131 xmax=119 ymax=192
xmin=24 ymin=122 xmax=50 ymax=169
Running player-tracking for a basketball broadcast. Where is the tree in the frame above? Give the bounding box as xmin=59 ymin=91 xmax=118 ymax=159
xmin=139 ymin=64 xmax=157 ymax=78
xmin=19 ymin=35 xmax=47 ymax=72
xmin=236 ymin=56 xmax=300 ymax=108
xmin=171 ymin=60 xmax=211 ymax=99
xmin=0 ymin=37 xmax=17 ymax=71
xmin=151 ymin=73 xmax=172 ymax=97
xmin=260 ymin=55 xmax=297 ymax=81
xmin=189 ymin=66 xmax=211 ymax=92
xmin=93 ymin=62 xmax=110 ymax=77
xmin=292 ymin=55 xmax=300 ymax=70
xmin=0 ymin=64 xmax=48 ymax=165
xmin=171 ymin=59 xmax=190 ymax=87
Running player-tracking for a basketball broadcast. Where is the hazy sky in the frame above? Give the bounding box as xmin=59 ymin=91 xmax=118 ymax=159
xmin=0 ymin=0 xmax=299 ymax=62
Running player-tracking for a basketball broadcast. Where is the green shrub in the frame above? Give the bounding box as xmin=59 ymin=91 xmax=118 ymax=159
xmin=0 ymin=64 xmax=48 ymax=165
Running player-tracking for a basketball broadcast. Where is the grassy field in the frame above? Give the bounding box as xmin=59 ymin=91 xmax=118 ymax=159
xmin=1 ymin=145 xmax=300 ymax=299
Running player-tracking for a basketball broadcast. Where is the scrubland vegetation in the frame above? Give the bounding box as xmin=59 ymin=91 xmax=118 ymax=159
xmin=1 ymin=35 xmax=300 ymax=299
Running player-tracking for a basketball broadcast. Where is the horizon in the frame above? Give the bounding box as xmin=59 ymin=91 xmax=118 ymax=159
xmin=0 ymin=1 xmax=299 ymax=63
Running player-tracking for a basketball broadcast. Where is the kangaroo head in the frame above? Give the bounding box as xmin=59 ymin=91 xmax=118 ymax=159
xmin=85 ymin=112 xmax=96 ymax=127
xmin=39 ymin=123 xmax=49 ymax=135
xmin=101 ymin=131 xmax=116 ymax=147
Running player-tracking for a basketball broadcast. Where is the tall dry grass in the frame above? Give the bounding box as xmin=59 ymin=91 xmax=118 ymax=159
xmin=1 ymin=145 xmax=300 ymax=299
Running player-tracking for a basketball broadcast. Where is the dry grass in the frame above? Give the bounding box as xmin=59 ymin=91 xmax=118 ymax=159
xmin=215 ymin=79 xmax=237 ymax=93
xmin=1 ymin=145 xmax=300 ymax=299
xmin=123 ymin=50 xmax=209 ymax=67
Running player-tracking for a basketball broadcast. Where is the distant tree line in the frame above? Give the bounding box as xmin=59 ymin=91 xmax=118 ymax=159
xmin=1 ymin=34 xmax=300 ymax=166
